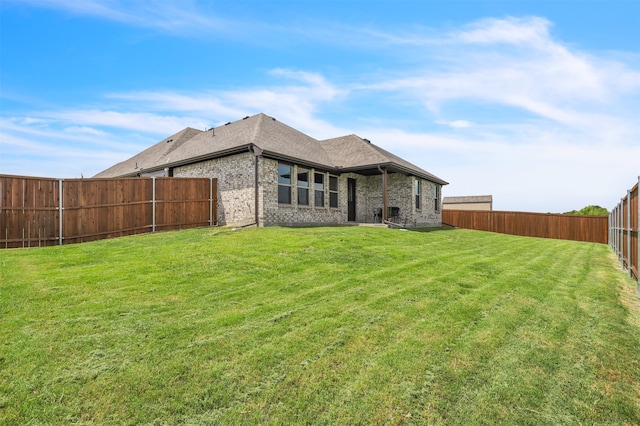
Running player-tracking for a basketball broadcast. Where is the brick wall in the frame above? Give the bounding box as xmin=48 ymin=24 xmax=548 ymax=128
xmin=174 ymin=153 xmax=442 ymax=228
xmin=175 ymin=152 xmax=256 ymax=226
xmin=261 ymin=158 xmax=345 ymax=226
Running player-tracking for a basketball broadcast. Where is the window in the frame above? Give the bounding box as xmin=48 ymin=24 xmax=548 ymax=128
xmin=329 ymin=175 xmax=338 ymax=208
xmin=278 ymin=164 xmax=292 ymax=204
xmin=297 ymin=169 xmax=309 ymax=206
xmin=414 ymin=179 xmax=421 ymax=209
xmin=434 ymin=185 xmax=440 ymax=211
xmin=314 ymin=172 xmax=325 ymax=207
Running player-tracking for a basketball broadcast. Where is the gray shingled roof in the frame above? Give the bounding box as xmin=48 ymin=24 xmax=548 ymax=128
xmin=95 ymin=113 xmax=448 ymax=185
xmin=320 ymin=135 xmax=447 ymax=184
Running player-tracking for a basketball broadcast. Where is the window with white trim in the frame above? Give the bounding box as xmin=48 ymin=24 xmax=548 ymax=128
xmin=434 ymin=185 xmax=440 ymax=212
xmin=415 ymin=179 xmax=421 ymax=209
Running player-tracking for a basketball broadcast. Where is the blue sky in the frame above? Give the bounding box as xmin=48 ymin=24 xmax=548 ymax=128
xmin=1 ymin=0 xmax=639 ymax=213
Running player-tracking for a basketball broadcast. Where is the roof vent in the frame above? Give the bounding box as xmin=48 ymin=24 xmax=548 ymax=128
xmin=225 ymin=122 xmax=231 ymax=126
xmin=243 ymin=116 xmax=249 ymax=120
xmin=364 ymin=138 xmax=371 ymax=143
xmin=271 ymin=117 xmax=276 ymax=121
xmin=166 ymin=139 xmax=173 ymax=143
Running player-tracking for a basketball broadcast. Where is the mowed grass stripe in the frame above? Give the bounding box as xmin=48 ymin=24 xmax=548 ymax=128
xmin=1 ymin=226 xmax=638 ymax=424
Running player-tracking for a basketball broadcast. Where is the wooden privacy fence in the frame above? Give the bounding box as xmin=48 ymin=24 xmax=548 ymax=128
xmin=609 ymin=177 xmax=639 ymax=286
xmin=442 ymin=209 xmax=608 ymax=244
xmin=1 ymin=175 xmax=217 ymax=248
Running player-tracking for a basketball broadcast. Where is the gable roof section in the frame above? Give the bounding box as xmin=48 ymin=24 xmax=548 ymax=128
xmin=94 ymin=113 xmax=447 ymax=185
xmin=320 ymin=135 xmax=447 ymax=184
xmin=95 ymin=127 xmax=203 ymax=177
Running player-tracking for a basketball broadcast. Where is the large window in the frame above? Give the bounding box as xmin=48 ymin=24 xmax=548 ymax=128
xmin=329 ymin=175 xmax=338 ymax=208
xmin=414 ymin=179 xmax=421 ymax=209
xmin=434 ymin=185 xmax=440 ymax=211
xmin=314 ymin=172 xmax=325 ymax=207
xmin=278 ymin=164 xmax=292 ymax=204
xmin=297 ymin=169 xmax=309 ymax=206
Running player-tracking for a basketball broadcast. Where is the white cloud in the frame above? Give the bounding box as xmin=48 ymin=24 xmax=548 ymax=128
xmin=106 ymin=69 xmax=348 ymax=138
xmin=50 ymin=110 xmax=206 ymax=135
xmin=11 ymin=0 xmax=263 ymax=38
xmin=438 ymin=120 xmax=473 ymax=129
xmin=64 ymin=126 xmax=107 ymax=136
xmin=456 ymin=16 xmax=554 ymax=48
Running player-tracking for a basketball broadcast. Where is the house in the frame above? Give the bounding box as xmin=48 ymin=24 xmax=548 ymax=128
xmin=442 ymin=195 xmax=493 ymax=211
xmin=95 ymin=113 xmax=448 ymax=227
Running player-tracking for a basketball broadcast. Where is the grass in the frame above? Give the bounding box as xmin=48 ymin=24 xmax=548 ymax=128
xmin=1 ymin=226 xmax=639 ymax=424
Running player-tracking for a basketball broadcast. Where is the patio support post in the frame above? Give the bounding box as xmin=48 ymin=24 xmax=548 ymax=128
xmin=379 ymin=166 xmax=388 ymax=221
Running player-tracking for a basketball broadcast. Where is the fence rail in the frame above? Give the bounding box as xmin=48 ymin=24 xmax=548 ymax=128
xmin=442 ymin=209 xmax=608 ymax=244
xmin=609 ymin=177 xmax=639 ymax=287
xmin=1 ymin=175 xmax=217 ymax=248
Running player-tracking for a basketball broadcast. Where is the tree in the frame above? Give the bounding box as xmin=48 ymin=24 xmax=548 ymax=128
xmin=563 ymin=205 xmax=609 ymax=216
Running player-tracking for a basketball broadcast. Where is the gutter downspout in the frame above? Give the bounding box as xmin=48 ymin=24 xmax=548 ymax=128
xmin=251 ymin=144 xmax=263 ymax=227
xmin=377 ymin=165 xmax=388 ymax=222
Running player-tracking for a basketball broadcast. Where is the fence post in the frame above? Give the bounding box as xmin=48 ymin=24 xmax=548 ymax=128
xmin=608 ymin=210 xmax=612 ymax=250
xmin=58 ymin=179 xmax=63 ymax=245
xmin=628 ymin=189 xmax=632 ymax=278
xmin=152 ymin=177 xmax=156 ymax=233
xmin=619 ymin=200 xmax=624 ymax=268
xmin=616 ymin=204 xmax=620 ymax=259
xmin=612 ymin=205 xmax=616 ymax=254
xmin=616 ymin=204 xmax=620 ymax=256
xmin=209 ymin=177 xmax=213 ymax=227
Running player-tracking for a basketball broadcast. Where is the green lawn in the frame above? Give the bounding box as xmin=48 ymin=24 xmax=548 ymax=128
xmin=1 ymin=226 xmax=639 ymax=424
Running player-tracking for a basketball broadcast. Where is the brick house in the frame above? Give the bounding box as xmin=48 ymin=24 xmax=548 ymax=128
xmin=95 ymin=113 xmax=448 ymax=227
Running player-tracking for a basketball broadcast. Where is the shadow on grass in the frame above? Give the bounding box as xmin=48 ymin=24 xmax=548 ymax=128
xmin=408 ymin=224 xmax=457 ymax=233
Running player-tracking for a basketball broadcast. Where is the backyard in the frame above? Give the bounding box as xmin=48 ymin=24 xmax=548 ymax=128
xmin=1 ymin=226 xmax=639 ymax=424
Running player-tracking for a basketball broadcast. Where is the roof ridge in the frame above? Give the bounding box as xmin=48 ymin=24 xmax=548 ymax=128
xmin=250 ymin=113 xmax=266 ymax=144
xmin=163 ymin=127 xmax=201 ymax=156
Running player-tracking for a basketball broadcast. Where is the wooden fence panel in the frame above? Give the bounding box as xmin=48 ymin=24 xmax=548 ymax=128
xmin=154 ymin=178 xmax=213 ymax=231
xmin=1 ymin=176 xmax=59 ymax=248
xmin=62 ymin=178 xmax=154 ymax=244
xmin=610 ymin=178 xmax=639 ymax=285
xmin=443 ymin=209 xmax=608 ymax=244
xmin=0 ymin=175 xmax=216 ymax=249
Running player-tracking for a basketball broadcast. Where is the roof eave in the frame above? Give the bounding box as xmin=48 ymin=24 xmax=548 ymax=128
xmin=340 ymin=163 xmax=448 ymax=185
xmin=113 ymin=144 xmax=254 ymax=177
